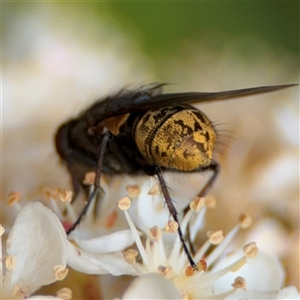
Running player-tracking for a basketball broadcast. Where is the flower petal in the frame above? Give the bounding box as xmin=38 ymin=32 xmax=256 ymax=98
xmin=212 ymin=251 xmax=285 ymax=292
xmin=28 ymin=296 xmax=64 ymax=299
xmin=75 ymin=229 xmax=134 ymax=253
xmin=6 ymin=202 xmax=68 ymax=295
xmin=130 ymin=179 xmax=169 ymax=232
xmin=122 ymin=273 xmax=182 ymax=299
xmin=66 ymin=242 xmax=137 ymax=276
xmin=276 ymin=286 xmax=300 ymax=299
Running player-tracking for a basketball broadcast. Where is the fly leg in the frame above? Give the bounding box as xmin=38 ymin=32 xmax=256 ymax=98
xmin=66 ymin=131 xmax=112 ymax=234
xmin=196 ymin=161 xmax=220 ymax=198
xmin=155 ymin=166 xmax=198 ymax=269
xmin=184 ymin=161 xmax=220 ymax=254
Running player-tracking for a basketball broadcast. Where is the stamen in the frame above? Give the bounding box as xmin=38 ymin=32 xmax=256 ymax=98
xmin=126 ymin=185 xmax=141 ymax=198
xmin=7 ymin=191 xmax=22 ymax=206
xmin=164 ymin=220 xmax=178 ymax=233
xmin=83 ymin=171 xmax=96 ymax=185
xmin=157 ymin=265 xmax=166 ymax=273
xmin=190 ymin=204 xmax=207 ymax=242
xmin=168 ymin=232 xmax=185 ymax=271
xmin=50 ymin=197 xmax=64 ymax=220
xmin=204 ymin=195 xmax=217 ymax=209
xmin=243 ymin=242 xmax=258 ymax=258
xmin=148 ymin=183 xmax=160 ymax=196
xmin=118 ymin=197 xmax=131 ymax=210
xmin=56 ymin=287 xmax=72 ymax=300
xmin=0 ymin=225 xmax=4 ymax=277
xmin=65 ymin=202 xmax=78 ymax=223
xmin=123 ymin=249 xmax=139 ymax=263
xmin=231 ymin=276 xmax=247 ymax=290
xmin=185 ymin=265 xmax=195 ymax=277
xmin=66 ymin=186 xmax=98 ymax=225
xmin=5 ymin=255 xmax=16 ymax=270
xmin=158 ymin=265 xmax=176 ymax=279
xmin=13 ymin=286 xmax=26 ymax=299
xmin=193 ymin=239 xmax=211 ymax=263
xmin=85 ymin=186 xmax=97 ymax=220
xmin=201 ymin=289 xmax=236 ymax=299
xmin=207 ymin=230 xmax=224 ymax=245
xmin=41 ymin=186 xmax=61 ymax=201
xmin=145 ymin=237 xmax=152 ymax=266
xmin=197 ymin=259 xmax=207 ymax=272
xmin=0 ymin=225 xmax=4 ymax=236
xmin=192 ymin=256 xmax=247 ymax=288
xmin=231 ymin=258 xmax=246 ymax=271
xmin=148 ymin=226 xmax=162 ymax=241
xmin=41 ymin=186 xmax=65 ymax=219
xmin=119 ymin=198 xmax=149 ymax=265
xmin=59 ymin=189 xmax=73 ymax=203
xmin=181 ymin=290 xmax=189 ymax=300
xmin=190 ymin=196 xmax=205 ymax=212
xmin=205 ymin=224 xmax=240 ymax=266
xmin=53 ymin=265 xmax=69 ymax=280
xmin=239 ymin=213 xmax=252 ymax=229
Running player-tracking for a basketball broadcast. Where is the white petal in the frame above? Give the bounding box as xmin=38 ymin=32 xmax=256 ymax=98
xmin=246 ymin=219 xmax=289 ymax=257
xmin=28 ymin=296 xmax=63 ymax=300
xmin=276 ymin=286 xmax=300 ymax=299
xmin=130 ymin=179 xmax=169 ymax=232
xmin=213 ymin=251 xmax=285 ymax=292
xmin=6 ymin=202 xmax=68 ymax=294
xmin=66 ymin=242 xmax=137 ymax=276
xmin=75 ymin=230 xmax=134 ymax=253
xmin=122 ymin=273 xmax=182 ymax=299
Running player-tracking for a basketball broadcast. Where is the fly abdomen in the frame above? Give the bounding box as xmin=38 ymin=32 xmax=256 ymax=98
xmin=134 ymin=105 xmax=217 ymax=171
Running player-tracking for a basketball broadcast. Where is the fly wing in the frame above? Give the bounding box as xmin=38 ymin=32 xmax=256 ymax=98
xmin=81 ymin=84 xmax=297 ymax=122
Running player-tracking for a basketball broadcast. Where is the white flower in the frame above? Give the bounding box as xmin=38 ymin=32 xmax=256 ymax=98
xmin=1 ymin=202 xmax=69 ymax=299
xmin=38 ymin=182 xmax=137 ymax=276
xmin=4 ymin=178 xmax=299 ymax=299
xmin=1 ymin=197 xmax=136 ymax=299
xmin=111 ymin=181 xmax=300 ymax=299
xmin=122 ymin=273 xmax=182 ymax=299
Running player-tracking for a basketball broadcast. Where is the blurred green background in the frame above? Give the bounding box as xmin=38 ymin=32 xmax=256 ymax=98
xmin=106 ymin=2 xmax=299 ymax=57
xmin=3 ymin=1 xmax=299 ymax=76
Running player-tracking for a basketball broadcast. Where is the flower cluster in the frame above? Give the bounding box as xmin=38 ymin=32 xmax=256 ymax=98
xmin=2 ymin=178 xmax=299 ymax=299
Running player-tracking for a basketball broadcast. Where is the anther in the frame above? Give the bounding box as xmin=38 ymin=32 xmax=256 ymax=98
xmin=126 ymin=185 xmax=141 ymax=198
xmin=53 ymin=265 xmax=69 ymax=280
xmin=5 ymin=255 xmax=17 ymax=270
xmin=82 ymin=171 xmax=96 ymax=185
xmin=7 ymin=191 xmax=22 ymax=206
xmin=164 ymin=220 xmax=178 ymax=233
xmin=207 ymin=230 xmax=224 ymax=245
xmin=56 ymin=287 xmax=72 ymax=300
xmin=231 ymin=276 xmax=247 ymax=290
xmin=190 ymin=196 xmax=205 ymax=211
xmin=59 ymin=189 xmax=73 ymax=203
xmin=197 ymin=259 xmax=207 ymax=271
xmin=239 ymin=213 xmax=252 ymax=229
xmin=148 ymin=225 xmax=162 ymax=241
xmin=148 ymin=183 xmax=160 ymax=196
xmin=118 ymin=197 xmax=131 ymax=210
xmin=123 ymin=249 xmax=139 ymax=263
xmin=243 ymin=242 xmax=258 ymax=258
xmin=204 ymin=195 xmax=217 ymax=209
xmin=185 ymin=265 xmax=195 ymax=277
